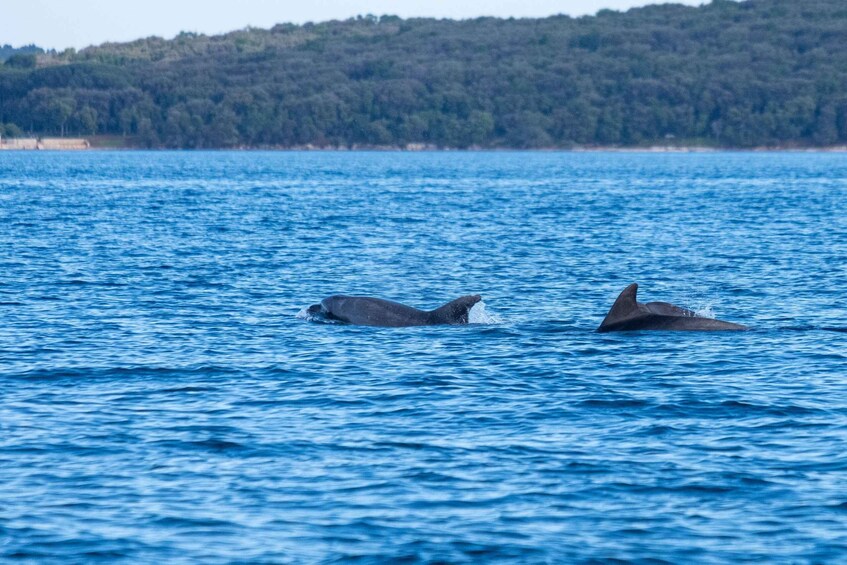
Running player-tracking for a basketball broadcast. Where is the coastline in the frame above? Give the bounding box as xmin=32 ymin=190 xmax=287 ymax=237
xmin=3 ymin=137 xmax=847 ymax=152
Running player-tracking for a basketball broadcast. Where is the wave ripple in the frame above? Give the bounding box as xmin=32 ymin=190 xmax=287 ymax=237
xmin=2 ymin=151 xmax=847 ymax=562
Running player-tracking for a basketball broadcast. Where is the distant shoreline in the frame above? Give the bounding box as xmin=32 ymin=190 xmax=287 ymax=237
xmin=4 ymin=2 xmax=847 ymax=155
xmin=3 ymin=137 xmax=847 ymax=153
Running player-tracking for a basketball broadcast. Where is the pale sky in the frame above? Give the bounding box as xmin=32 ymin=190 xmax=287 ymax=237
xmin=4 ymin=0 xmax=705 ymax=50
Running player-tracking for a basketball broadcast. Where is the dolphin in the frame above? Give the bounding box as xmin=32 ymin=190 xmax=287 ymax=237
xmin=598 ymin=283 xmax=748 ymax=332
xmin=306 ymin=294 xmax=482 ymax=327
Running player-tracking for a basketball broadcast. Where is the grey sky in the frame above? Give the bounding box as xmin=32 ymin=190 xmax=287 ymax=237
xmin=5 ymin=0 xmax=705 ymax=50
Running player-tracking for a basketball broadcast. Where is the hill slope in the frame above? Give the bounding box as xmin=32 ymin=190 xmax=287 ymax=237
xmin=0 ymin=44 xmax=44 ymax=64
xmin=1 ymin=0 xmax=846 ymax=148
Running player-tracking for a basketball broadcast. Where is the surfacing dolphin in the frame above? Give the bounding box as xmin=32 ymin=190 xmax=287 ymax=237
xmin=307 ymin=294 xmax=482 ymax=327
xmin=598 ymin=283 xmax=748 ymax=332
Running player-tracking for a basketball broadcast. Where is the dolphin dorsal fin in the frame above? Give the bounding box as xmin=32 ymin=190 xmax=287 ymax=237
xmin=430 ymin=295 xmax=482 ymax=324
xmin=599 ymin=283 xmax=639 ymax=329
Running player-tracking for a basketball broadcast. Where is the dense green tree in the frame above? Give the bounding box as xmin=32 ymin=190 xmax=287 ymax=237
xmin=2 ymin=123 xmax=24 ymax=137
xmin=47 ymin=98 xmax=75 ymax=137
xmin=0 ymin=44 xmax=44 ymax=63
xmin=3 ymin=53 xmax=37 ymax=69
xmin=73 ymin=106 xmax=98 ymax=135
xmin=1 ymin=0 xmax=846 ymax=148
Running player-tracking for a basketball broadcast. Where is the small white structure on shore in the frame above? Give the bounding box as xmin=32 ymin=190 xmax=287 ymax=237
xmin=0 ymin=137 xmax=90 ymax=150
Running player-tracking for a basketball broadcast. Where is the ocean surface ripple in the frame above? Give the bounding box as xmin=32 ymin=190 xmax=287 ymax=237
xmin=2 ymin=151 xmax=847 ymax=563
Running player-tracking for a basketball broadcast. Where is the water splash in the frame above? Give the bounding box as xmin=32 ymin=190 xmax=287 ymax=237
xmin=469 ymin=300 xmax=503 ymax=324
xmin=679 ymin=291 xmax=717 ymax=319
xmin=295 ymin=307 xmax=314 ymax=321
xmin=296 ymin=306 xmax=341 ymax=323
xmin=694 ymin=304 xmax=716 ymax=319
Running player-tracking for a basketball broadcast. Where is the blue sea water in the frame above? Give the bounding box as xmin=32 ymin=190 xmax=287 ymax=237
xmin=1 ymin=150 xmax=846 ymax=563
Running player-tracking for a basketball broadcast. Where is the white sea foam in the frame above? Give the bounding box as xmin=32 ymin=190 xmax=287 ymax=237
xmin=678 ymin=289 xmax=718 ymax=319
xmin=296 ymin=307 xmax=314 ymax=321
xmin=694 ymin=304 xmax=717 ymax=319
xmin=468 ymin=301 xmax=503 ymax=324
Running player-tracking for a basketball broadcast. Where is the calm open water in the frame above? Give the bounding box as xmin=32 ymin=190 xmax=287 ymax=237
xmin=1 ymin=151 xmax=846 ymax=563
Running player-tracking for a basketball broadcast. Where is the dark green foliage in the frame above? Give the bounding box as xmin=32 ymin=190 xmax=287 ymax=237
xmin=1 ymin=123 xmax=24 ymax=137
xmin=4 ymin=53 xmax=37 ymax=69
xmin=1 ymin=0 xmax=846 ymax=147
xmin=0 ymin=44 xmax=43 ymax=63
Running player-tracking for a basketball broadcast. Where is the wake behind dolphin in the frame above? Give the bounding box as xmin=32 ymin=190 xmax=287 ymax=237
xmin=306 ymin=294 xmax=483 ymax=327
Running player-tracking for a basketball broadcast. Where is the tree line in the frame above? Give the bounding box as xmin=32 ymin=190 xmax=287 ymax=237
xmin=1 ymin=0 xmax=846 ymax=148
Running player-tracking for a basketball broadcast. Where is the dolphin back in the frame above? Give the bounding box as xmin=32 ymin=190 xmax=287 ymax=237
xmin=314 ymin=295 xmax=482 ymax=326
xmin=599 ymin=283 xmax=748 ymax=332
xmin=319 ymin=295 xmax=430 ymax=326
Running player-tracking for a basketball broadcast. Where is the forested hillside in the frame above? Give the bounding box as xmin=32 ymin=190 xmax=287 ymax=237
xmin=0 ymin=44 xmax=43 ymax=63
xmin=2 ymin=0 xmax=846 ymax=148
